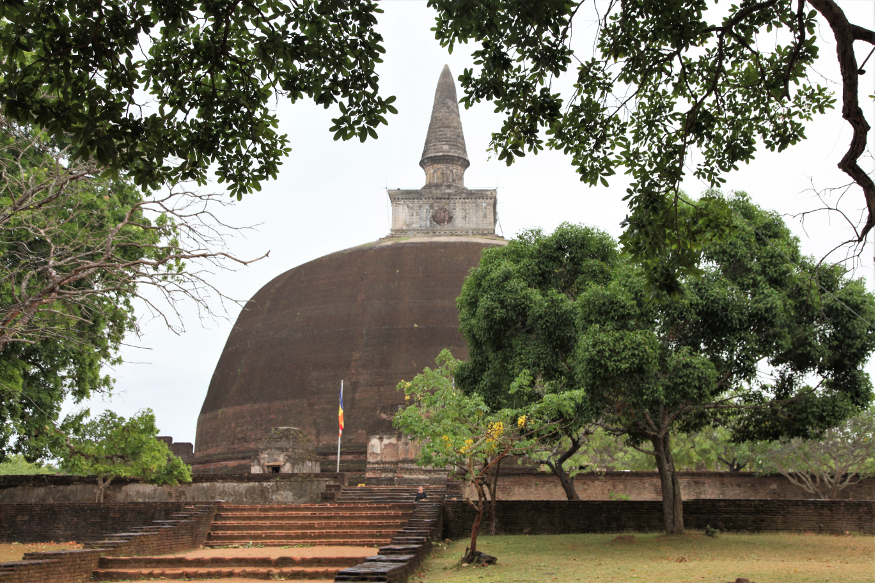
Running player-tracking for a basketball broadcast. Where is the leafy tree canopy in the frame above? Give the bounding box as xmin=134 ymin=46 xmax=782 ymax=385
xmin=428 ymin=0 xmax=874 ymax=294
xmin=0 ymin=0 xmax=397 ymax=198
xmin=456 ymin=193 xmax=875 ymax=532
xmin=54 ymin=408 xmax=191 ymax=502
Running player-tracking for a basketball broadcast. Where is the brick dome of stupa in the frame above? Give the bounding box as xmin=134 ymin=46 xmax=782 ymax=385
xmin=192 ymin=67 xmax=504 ymax=473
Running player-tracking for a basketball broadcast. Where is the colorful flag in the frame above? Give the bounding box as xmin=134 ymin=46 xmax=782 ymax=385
xmin=338 ymin=385 xmax=344 ymax=436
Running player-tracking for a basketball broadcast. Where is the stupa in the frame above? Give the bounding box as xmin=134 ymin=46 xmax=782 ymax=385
xmin=191 ymin=66 xmax=506 ymax=474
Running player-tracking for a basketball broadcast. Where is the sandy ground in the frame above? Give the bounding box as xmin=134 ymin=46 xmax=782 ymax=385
xmin=0 ymin=542 xmax=82 ymax=563
xmin=176 ymin=545 xmax=378 ymax=559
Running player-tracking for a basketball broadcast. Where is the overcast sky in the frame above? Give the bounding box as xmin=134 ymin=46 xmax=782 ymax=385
xmin=63 ymin=1 xmax=875 ymax=446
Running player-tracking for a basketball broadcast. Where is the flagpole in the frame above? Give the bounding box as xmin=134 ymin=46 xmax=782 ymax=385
xmin=336 ymin=380 xmax=343 ymax=473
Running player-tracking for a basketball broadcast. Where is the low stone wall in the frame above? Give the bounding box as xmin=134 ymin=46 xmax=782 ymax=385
xmin=0 ymin=502 xmax=187 ymax=544
xmin=0 ymin=473 xmax=345 ymax=505
xmin=0 ymin=503 xmax=217 ymax=583
xmin=442 ymin=499 xmax=875 ymax=538
xmin=463 ymin=468 xmax=875 ymax=500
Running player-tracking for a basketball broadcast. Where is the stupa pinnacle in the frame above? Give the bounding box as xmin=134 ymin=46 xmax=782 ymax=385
xmin=388 ymin=65 xmax=498 ymax=237
xmin=420 ymin=65 xmax=470 ymax=188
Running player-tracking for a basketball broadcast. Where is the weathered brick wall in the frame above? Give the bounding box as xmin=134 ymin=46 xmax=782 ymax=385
xmin=0 ymin=550 xmax=103 ymax=583
xmin=0 ymin=503 xmax=217 ymax=583
xmin=442 ymin=500 xmax=875 ymax=538
xmin=0 ymin=473 xmax=345 ymax=504
xmin=464 ymin=468 xmax=875 ymax=500
xmin=0 ymin=502 xmax=187 ymax=543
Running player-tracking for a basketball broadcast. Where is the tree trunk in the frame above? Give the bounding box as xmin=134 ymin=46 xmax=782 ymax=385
xmin=466 ymin=481 xmax=486 ymax=561
xmin=545 ymin=435 xmax=584 ymax=500
xmin=484 ymin=457 xmax=502 ymax=534
xmin=651 ymin=433 xmax=684 ymax=534
xmin=95 ymin=475 xmax=112 ymax=503
xmin=666 ymin=439 xmax=684 ymax=533
xmin=546 ymin=460 xmax=580 ymax=500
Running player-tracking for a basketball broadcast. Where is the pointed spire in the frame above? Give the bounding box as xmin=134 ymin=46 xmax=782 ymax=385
xmin=420 ymin=65 xmax=469 ymax=187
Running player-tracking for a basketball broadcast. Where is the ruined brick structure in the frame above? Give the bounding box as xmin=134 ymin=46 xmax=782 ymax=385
xmin=156 ymin=436 xmax=193 ymax=464
xmin=192 ymin=66 xmax=505 ymax=473
xmin=250 ymin=427 xmax=320 ymax=474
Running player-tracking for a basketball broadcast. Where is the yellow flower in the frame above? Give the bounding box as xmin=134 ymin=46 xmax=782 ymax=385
xmin=517 ymin=415 xmax=526 ymax=428
xmin=442 ymin=435 xmax=449 ymax=440
xmin=405 ymin=394 xmax=410 ymax=401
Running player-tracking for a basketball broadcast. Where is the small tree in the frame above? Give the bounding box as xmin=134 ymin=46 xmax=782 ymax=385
xmin=394 ymin=351 xmax=579 ymax=562
xmin=757 ymin=408 xmax=875 ymax=499
xmin=54 ymin=409 xmax=191 ymax=502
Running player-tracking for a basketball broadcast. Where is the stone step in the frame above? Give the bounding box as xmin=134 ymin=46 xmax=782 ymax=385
xmin=207 ymin=530 xmax=399 ymax=541
xmin=392 ymin=540 xmax=427 ymax=546
xmin=378 ymin=545 xmax=423 ymax=555
xmin=98 ymin=557 xmax=361 ymax=569
xmin=339 ymin=488 xmax=446 ymax=497
xmin=335 ymin=561 xmax=408 ymax=582
xmin=335 ymin=496 xmax=436 ymax=499
xmin=203 ymin=539 xmax=391 ymax=548
xmin=340 ymin=486 xmax=445 ymax=491
xmin=337 ymin=493 xmax=444 ymax=497
xmin=92 ymin=566 xmax=338 ymax=580
xmin=218 ymin=504 xmax=413 ymax=513
xmin=214 ymin=512 xmax=413 ymax=521
xmin=210 ymin=521 xmax=406 ymax=532
xmin=364 ymin=554 xmax=416 ymax=563
xmin=333 ymin=502 xmax=440 ymax=505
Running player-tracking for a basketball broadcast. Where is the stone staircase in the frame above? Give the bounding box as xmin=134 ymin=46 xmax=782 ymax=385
xmin=91 ymin=488 xmax=447 ymax=581
xmin=204 ymin=503 xmax=416 ymax=547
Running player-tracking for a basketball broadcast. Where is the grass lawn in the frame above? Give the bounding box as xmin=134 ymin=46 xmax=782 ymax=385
xmin=411 ymin=532 xmax=875 ymax=583
xmin=0 ymin=541 xmax=83 ymax=563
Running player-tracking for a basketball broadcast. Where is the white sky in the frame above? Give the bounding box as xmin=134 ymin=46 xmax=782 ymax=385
xmin=63 ymin=1 xmax=875 ymax=446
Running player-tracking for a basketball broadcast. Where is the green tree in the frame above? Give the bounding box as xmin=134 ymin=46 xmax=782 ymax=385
xmin=54 ymin=409 xmax=191 ymax=502
xmin=0 ymin=0 xmax=396 ymax=198
xmin=456 ymin=223 xmax=617 ymax=500
xmin=456 ymin=194 xmax=875 ymax=533
xmin=0 ymin=117 xmax=259 ymax=463
xmin=394 ymin=350 xmax=580 ymax=561
xmin=756 ymin=407 xmax=875 ymax=499
xmin=428 ymin=0 xmax=874 ymax=293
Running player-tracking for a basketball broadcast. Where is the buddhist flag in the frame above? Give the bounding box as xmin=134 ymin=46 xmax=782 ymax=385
xmin=338 ymin=382 xmax=344 ymax=436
